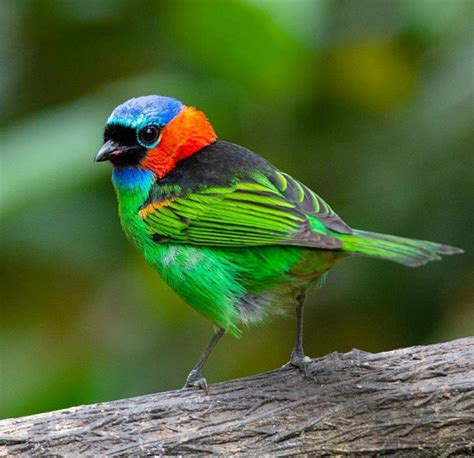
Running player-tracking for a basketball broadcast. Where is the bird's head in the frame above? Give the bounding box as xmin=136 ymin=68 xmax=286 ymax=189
xmin=95 ymin=95 xmax=217 ymax=178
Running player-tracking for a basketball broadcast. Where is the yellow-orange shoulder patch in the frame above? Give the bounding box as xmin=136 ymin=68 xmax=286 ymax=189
xmin=139 ymin=199 xmax=174 ymax=219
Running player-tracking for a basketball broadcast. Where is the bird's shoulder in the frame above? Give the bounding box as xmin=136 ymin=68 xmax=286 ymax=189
xmin=140 ymin=139 xmax=352 ymax=237
xmin=152 ymin=140 xmax=274 ymax=199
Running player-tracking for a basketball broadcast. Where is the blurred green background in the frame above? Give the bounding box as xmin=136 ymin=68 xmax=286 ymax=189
xmin=1 ymin=0 xmax=473 ymax=419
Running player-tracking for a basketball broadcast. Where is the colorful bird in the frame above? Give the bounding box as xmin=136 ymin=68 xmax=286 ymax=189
xmin=95 ymin=95 xmax=462 ymax=389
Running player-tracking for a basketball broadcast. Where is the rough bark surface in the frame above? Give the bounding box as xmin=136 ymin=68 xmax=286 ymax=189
xmin=1 ymin=338 xmax=473 ymax=456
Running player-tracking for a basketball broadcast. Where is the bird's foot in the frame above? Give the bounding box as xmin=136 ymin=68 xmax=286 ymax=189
xmin=184 ymin=369 xmax=208 ymax=391
xmin=284 ymin=351 xmax=312 ymax=376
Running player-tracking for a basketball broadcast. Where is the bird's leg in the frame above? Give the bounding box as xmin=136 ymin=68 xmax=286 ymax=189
xmin=184 ymin=327 xmax=225 ymax=390
xmin=289 ymin=292 xmax=311 ymax=374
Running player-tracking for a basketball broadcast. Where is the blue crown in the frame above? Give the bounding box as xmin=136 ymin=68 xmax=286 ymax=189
xmin=107 ymin=95 xmax=184 ymax=129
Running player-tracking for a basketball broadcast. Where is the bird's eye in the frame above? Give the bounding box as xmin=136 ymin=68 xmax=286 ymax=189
xmin=138 ymin=125 xmax=161 ymax=147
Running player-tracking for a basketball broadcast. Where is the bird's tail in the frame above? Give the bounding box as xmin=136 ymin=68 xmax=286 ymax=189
xmin=339 ymin=230 xmax=463 ymax=267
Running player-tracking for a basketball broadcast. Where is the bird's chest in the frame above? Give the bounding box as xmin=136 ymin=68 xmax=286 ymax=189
xmin=112 ymin=168 xmax=157 ymax=251
xmin=112 ymin=167 xmax=185 ymax=276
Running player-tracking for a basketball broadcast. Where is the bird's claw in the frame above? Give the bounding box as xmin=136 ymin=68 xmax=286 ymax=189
xmin=184 ymin=369 xmax=208 ymax=391
xmin=284 ymin=353 xmax=312 ymax=377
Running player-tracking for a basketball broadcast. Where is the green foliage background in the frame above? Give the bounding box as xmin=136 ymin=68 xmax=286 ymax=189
xmin=1 ymin=0 xmax=473 ymax=418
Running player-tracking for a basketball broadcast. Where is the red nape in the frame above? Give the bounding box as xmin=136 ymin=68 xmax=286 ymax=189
xmin=141 ymin=106 xmax=217 ymax=178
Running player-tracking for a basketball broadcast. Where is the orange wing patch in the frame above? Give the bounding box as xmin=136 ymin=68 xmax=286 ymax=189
xmin=139 ymin=199 xmax=174 ymax=219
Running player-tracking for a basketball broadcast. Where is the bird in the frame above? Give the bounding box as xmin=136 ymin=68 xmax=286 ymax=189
xmin=95 ymin=95 xmax=463 ymax=389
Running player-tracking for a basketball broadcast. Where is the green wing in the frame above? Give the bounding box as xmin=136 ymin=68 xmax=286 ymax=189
xmin=140 ymin=171 xmax=352 ymax=249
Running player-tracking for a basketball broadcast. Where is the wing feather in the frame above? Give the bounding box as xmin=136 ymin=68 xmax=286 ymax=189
xmin=140 ymin=170 xmax=351 ymax=248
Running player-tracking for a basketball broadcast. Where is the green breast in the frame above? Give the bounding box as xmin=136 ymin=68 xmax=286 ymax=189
xmin=112 ymin=167 xmax=159 ymax=254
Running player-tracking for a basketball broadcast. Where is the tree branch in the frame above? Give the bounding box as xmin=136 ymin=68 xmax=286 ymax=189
xmin=1 ymin=338 xmax=473 ymax=455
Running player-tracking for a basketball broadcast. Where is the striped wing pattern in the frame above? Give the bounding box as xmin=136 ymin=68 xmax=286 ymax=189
xmin=141 ymin=171 xmax=351 ymax=249
xmin=267 ymin=171 xmax=352 ymax=234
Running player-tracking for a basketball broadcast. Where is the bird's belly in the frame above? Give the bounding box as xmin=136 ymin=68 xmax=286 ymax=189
xmin=231 ymin=246 xmax=344 ymax=324
xmin=141 ymin=242 xmax=343 ymax=332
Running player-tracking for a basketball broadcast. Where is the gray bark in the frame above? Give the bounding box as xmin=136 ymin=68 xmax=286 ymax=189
xmin=1 ymin=337 xmax=473 ymax=456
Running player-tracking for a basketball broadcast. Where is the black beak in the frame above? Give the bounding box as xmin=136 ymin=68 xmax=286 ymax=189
xmin=95 ymin=139 xmax=121 ymax=162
